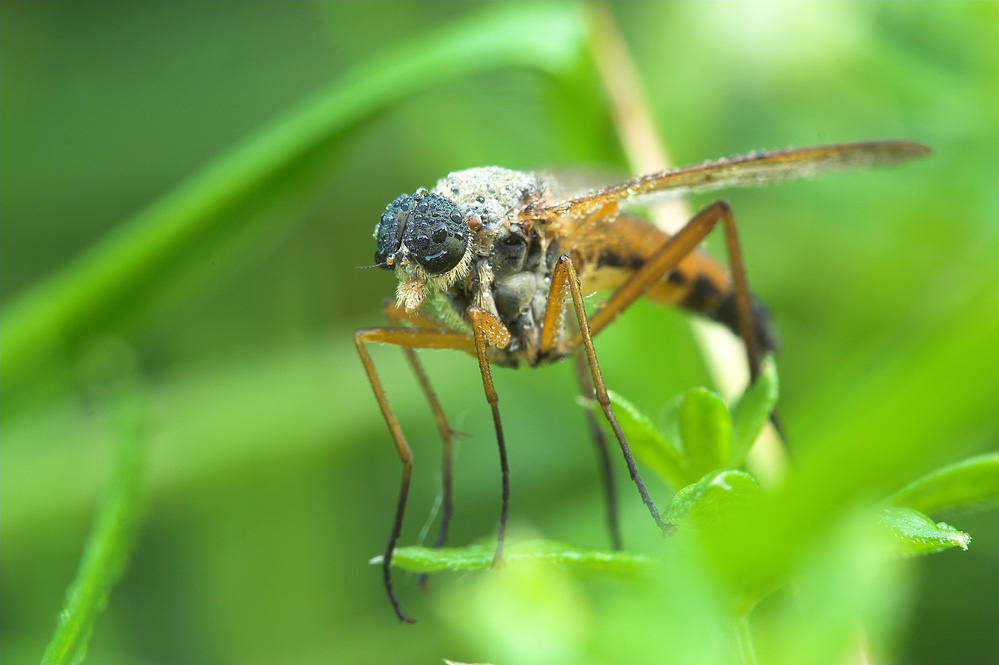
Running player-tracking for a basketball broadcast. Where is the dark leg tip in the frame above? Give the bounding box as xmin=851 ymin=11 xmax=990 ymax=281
xmin=391 ymin=595 xmax=416 ymax=624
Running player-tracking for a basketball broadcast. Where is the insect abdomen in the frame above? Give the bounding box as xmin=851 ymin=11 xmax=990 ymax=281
xmin=676 ymin=268 xmax=780 ymax=354
xmin=586 ymin=216 xmax=778 ymax=354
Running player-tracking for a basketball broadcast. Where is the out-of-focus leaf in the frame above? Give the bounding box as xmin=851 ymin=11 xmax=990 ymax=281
xmin=886 ymin=454 xmax=999 ymax=515
xmin=730 ymin=355 xmax=779 ymax=466
xmin=604 ymin=390 xmax=690 ymax=490
xmin=876 ymin=507 xmax=971 ymax=556
xmin=382 ymin=540 xmax=654 ymax=574
xmin=679 ymin=388 xmax=731 ymax=478
xmin=664 ymin=469 xmax=762 ymax=528
xmin=0 ymin=2 xmax=589 ymax=387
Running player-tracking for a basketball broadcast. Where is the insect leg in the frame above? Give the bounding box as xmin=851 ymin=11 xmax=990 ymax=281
xmin=580 ymin=201 xmax=762 ymax=381
xmin=717 ymin=202 xmax=761 ymax=382
xmin=545 ymin=254 xmax=668 ymax=530
xmin=466 ymin=306 xmax=511 ymax=566
xmin=573 ymin=350 xmax=622 ymax=550
xmin=355 ymin=327 xmax=475 ymax=624
xmin=382 ymin=303 xmax=456 ymax=568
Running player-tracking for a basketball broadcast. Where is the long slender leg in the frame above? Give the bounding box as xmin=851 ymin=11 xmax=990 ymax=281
xmin=542 ymin=255 xmax=667 ymax=530
xmin=382 ymin=303 xmax=456 ymax=564
xmin=408 ymin=353 xmax=454 ymax=551
xmin=575 ymin=201 xmax=762 ymax=381
xmin=355 ymin=327 xmax=475 ymax=623
xmin=573 ymin=350 xmax=622 ymax=549
xmin=717 ymin=203 xmax=760 ymax=382
xmin=466 ymin=307 xmax=511 ymax=565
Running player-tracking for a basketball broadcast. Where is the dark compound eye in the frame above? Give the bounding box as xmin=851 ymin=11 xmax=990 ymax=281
xmin=373 ymin=204 xmax=407 ymax=270
xmin=373 ymin=191 xmax=469 ymax=274
xmin=410 ymin=233 xmax=429 ymax=251
xmin=406 ymin=193 xmax=469 ymax=274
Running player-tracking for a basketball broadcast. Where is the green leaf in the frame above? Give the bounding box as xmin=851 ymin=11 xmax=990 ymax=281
xmin=730 ymin=355 xmax=779 ymax=466
xmin=381 ymin=540 xmax=654 ymax=574
xmin=876 ymin=506 xmax=971 ymax=555
xmin=605 ymin=390 xmax=690 ymax=490
xmin=679 ymin=388 xmax=732 ymax=478
xmin=886 ymin=453 xmax=999 ymax=515
xmin=664 ymin=469 xmax=763 ymax=529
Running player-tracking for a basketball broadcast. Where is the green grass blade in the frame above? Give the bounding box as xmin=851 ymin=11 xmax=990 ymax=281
xmin=40 ymin=368 xmax=147 ymax=665
xmin=1 ymin=3 xmax=587 ymax=385
xmin=886 ymin=453 xmax=999 ymax=515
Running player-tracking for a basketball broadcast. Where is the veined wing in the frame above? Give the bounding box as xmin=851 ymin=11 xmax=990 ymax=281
xmin=539 ymin=140 xmax=930 ymax=218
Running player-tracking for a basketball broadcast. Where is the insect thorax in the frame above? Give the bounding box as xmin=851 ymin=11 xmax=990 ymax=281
xmin=424 ymin=167 xmax=562 ymax=366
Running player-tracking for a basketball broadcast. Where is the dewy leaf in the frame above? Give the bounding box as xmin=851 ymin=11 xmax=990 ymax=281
xmin=664 ymin=469 xmax=762 ymax=529
xmin=730 ymin=355 xmax=779 ymax=466
xmin=886 ymin=453 xmax=999 ymax=515
xmin=876 ymin=506 xmax=971 ymax=555
xmin=380 ymin=540 xmax=654 ymax=574
xmin=679 ymin=388 xmax=732 ymax=478
xmin=605 ymin=390 xmax=691 ymax=490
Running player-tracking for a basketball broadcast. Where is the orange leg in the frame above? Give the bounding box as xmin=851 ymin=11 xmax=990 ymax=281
xmin=355 ymin=326 xmax=475 ymax=623
xmin=575 ymin=200 xmax=762 ymax=381
xmin=538 ymin=202 xmax=766 ymax=537
xmin=467 ymin=307 xmax=511 ymax=566
xmin=380 ymin=302 xmax=458 ymax=588
xmin=356 ymin=306 xmax=513 ymax=622
xmin=541 ymin=254 xmax=668 ymax=530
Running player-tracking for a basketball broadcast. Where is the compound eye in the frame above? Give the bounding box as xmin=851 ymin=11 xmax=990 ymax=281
xmin=407 ymin=193 xmax=469 ymax=274
xmin=373 ymin=194 xmax=411 ymax=269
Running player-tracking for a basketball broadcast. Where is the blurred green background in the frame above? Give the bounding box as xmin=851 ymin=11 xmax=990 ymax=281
xmin=2 ymin=2 xmax=997 ymax=663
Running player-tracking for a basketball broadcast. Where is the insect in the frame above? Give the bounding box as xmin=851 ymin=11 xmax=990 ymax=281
xmin=355 ymin=140 xmax=929 ymax=622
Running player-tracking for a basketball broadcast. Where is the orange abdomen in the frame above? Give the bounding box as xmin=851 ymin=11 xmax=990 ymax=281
xmin=576 ymin=215 xmax=778 ymax=352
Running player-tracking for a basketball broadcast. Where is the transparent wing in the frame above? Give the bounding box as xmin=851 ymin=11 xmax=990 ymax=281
xmin=539 ymin=140 xmax=930 ymax=217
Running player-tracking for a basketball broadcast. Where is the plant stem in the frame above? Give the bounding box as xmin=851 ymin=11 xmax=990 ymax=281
xmin=734 ymin=613 xmax=758 ymax=665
